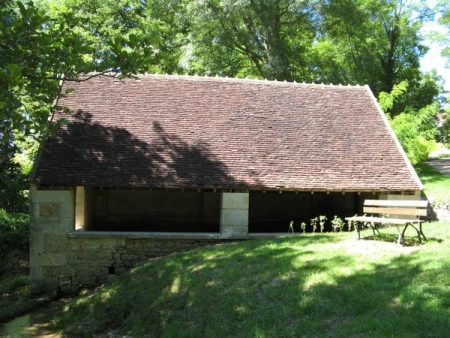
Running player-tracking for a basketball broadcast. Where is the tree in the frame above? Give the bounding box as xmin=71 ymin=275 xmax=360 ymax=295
xmin=0 ymin=0 xmax=157 ymax=210
xmin=319 ymin=0 xmax=432 ymax=99
xmin=380 ymin=81 xmax=439 ymax=164
xmin=0 ymin=0 xmax=155 ymax=142
xmin=437 ymin=0 xmax=450 ymax=64
xmin=184 ymin=0 xmax=319 ymax=81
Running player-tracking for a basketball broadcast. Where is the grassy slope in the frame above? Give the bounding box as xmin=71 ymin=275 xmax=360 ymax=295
xmin=54 ymin=224 xmax=450 ymax=338
xmin=48 ymin=164 xmax=450 ymax=337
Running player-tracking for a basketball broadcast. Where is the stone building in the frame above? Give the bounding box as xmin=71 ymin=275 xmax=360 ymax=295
xmin=29 ymin=74 xmax=423 ymax=293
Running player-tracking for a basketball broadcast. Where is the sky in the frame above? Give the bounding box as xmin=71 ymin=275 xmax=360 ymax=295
xmin=420 ymin=2 xmax=449 ymax=92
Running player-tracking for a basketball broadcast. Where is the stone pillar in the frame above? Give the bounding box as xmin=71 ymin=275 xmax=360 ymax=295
xmin=29 ymin=184 xmax=75 ymax=293
xmin=75 ymin=186 xmax=85 ymax=230
xmin=220 ymin=192 xmax=249 ymax=236
xmin=75 ymin=186 xmax=94 ymax=231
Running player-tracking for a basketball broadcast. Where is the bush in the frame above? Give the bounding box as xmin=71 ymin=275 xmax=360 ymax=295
xmin=389 ymin=106 xmax=438 ymax=165
xmin=0 ymin=209 xmax=30 ymax=258
xmin=379 ymin=81 xmax=439 ymax=165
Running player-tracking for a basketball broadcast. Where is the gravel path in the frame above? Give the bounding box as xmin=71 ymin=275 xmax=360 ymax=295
xmin=426 ymin=158 xmax=450 ymax=176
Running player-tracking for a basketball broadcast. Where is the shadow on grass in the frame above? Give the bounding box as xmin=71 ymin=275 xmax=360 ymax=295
xmin=53 ymin=234 xmax=450 ymax=337
xmin=362 ymin=233 xmax=445 ymax=246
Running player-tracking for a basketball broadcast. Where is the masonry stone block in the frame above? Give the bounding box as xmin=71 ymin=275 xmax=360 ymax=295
xmin=29 ymin=232 xmax=44 ymax=252
xmin=43 ymin=234 xmax=68 ymax=253
xmin=221 ymin=225 xmax=248 ymax=236
xmin=32 ymin=253 xmax=67 ymax=266
xmin=43 ymin=266 xmax=75 ymax=278
xmin=31 ymin=217 xmax=239 ymax=293
xmin=30 ymin=187 xmax=75 ymax=294
xmin=32 ymin=190 xmax=74 ymax=204
xmin=30 ymin=265 xmax=43 ymax=280
xmin=76 ymin=266 xmax=108 ymax=277
xmin=220 ymin=192 xmax=249 ymax=236
xmin=80 ymin=238 xmax=123 ymax=250
xmin=115 ymin=267 xmax=128 ymax=274
xmin=220 ymin=209 xmax=249 ymax=227
xmin=30 ymin=217 xmax=59 ymax=230
xmin=222 ymin=192 xmax=249 ymax=209
xmin=90 ymin=260 xmax=114 ymax=267
xmin=39 ymin=203 xmax=61 ymax=218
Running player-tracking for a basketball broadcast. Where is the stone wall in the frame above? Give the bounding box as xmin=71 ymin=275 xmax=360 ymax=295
xmin=54 ymin=235 xmax=226 ymax=294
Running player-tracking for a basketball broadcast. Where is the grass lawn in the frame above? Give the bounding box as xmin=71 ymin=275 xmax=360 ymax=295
xmin=415 ymin=162 xmax=450 ymax=204
xmin=52 ymin=222 xmax=450 ymax=338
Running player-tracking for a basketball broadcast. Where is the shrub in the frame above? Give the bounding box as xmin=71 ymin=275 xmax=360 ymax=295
xmin=389 ymin=106 xmax=438 ymax=164
xmin=379 ymin=81 xmax=439 ymax=165
xmin=0 ymin=209 xmax=30 ymax=258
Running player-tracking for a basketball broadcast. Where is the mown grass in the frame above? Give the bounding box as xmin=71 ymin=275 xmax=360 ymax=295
xmin=415 ymin=162 xmax=450 ymax=204
xmin=52 ymin=223 xmax=450 ymax=338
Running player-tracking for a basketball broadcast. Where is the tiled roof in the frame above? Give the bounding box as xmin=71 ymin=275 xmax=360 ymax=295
xmin=31 ymin=74 xmax=423 ymax=191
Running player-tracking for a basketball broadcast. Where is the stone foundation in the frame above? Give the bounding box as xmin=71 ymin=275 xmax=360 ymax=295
xmin=47 ymin=235 xmax=226 ymax=294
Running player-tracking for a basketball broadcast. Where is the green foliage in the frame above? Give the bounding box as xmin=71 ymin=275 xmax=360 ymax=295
xmin=440 ymin=113 xmax=450 ymax=147
xmin=0 ymin=0 xmax=441 ymax=141
xmin=0 ymin=275 xmax=29 ymax=295
xmin=310 ymin=217 xmax=318 ymax=233
xmin=378 ymin=81 xmax=409 ymax=112
xmin=185 ymin=0 xmax=317 ymax=80
xmin=1 ymin=0 xmax=161 ymax=214
xmin=392 ymin=71 xmax=443 ymax=117
xmin=380 ymin=81 xmax=439 ymax=164
xmin=437 ymin=0 xmax=450 ymax=62
xmin=0 ymin=0 xmax=156 ymax=141
xmin=0 ymin=132 xmax=29 ymax=212
xmin=318 ymin=215 xmax=327 ymax=233
xmin=331 ymin=215 xmax=344 ymax=232
xmin=0 ymin=176 xmax=28 ymax=213
xmin=319 ymin=0 xmax=429 ymax=97
xmin=300 ymin=222 xmax=307 ymax=233
xmin=183 ymin=0 xmax=432 ymax=99
xmin=0 ymin=209 xmax=30 ymax=258
xmin=11 ymin=133 xmax=39 ymax=176
xmin=389 ymin=105 xmax=439 ymax=164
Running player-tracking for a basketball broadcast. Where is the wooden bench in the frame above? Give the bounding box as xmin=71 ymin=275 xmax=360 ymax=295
xmin=345 ymin=199 xmax=429 ymax=245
